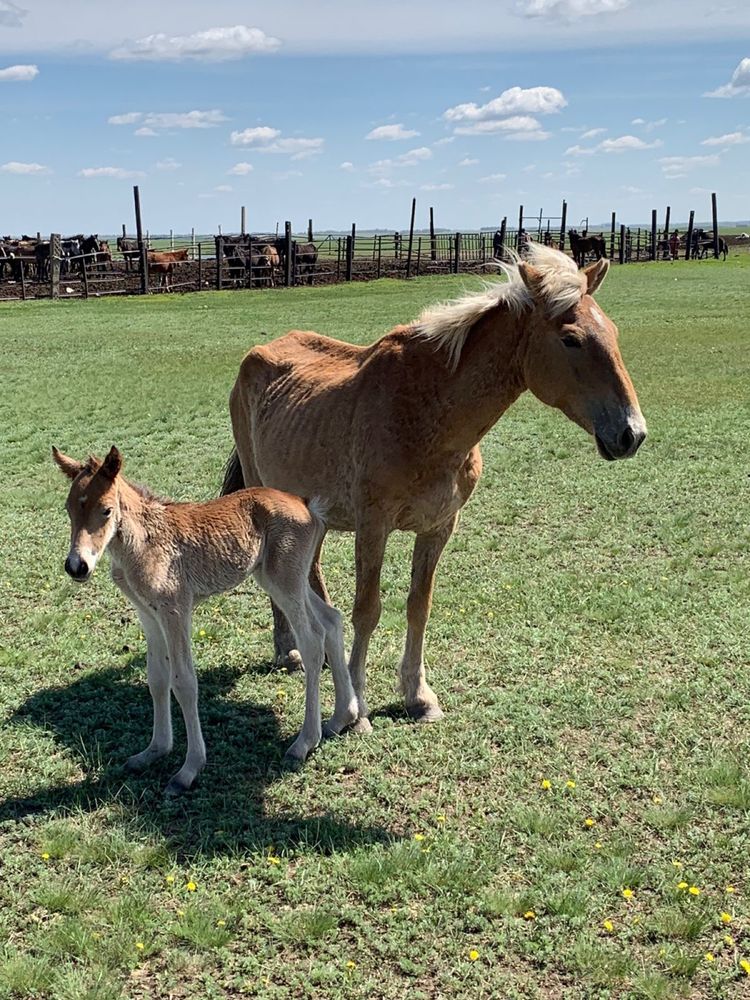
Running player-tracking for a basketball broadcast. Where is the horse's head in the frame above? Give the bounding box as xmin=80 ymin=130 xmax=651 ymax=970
xmin=518 ymin=250 xmax=646 ymax=460
xmin=53 ymin=446 xmax=123 ymax=581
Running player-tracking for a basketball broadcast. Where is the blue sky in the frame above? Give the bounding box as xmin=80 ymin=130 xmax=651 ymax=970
xmin=1 ymin=0 xmax=749 ymax=234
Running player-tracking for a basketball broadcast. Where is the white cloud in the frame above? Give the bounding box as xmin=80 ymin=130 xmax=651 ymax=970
xmin=598 ymin=134 xmax=661 ymax=152
xmin=580 ymin=127 xmax=606 ymax=139
xmin=155 ymin=158 xmax=181 ymax=171
xmin=110 ymin=25 xmax=281 ymax=62
xmin=621 ymin=185 xmax=644 ymax=194
xmin=479 ymin=173 xmax=507 ymax=182
xmin=453 ymin=115 xmax=543 ymax=136
xmin=565 ymin=143 xmax=596 ymax=156
xmin=704 ymin=57 xmax=750 ymax=98
xmin=631 ymin=116 xmax=667 ymax=131
xmin=1 ymin=160 xmax=49 ymax=174
xmin=215 ymin=184 xmax=233 ymax=193
xmin=108 ymin=111 xmax=141 ymax=125
xmin=78 ymin=166 xmax=145 ymax=179
xmin=0 ymin=2 xmax=27 ymax=28
xmin=518 ymin=0 xmax=629 ymax=16
xmin=340 ymin=161 xmax=355 ymax=170
xmin=365 ymin=123 xmax=420 ymax=141
xmin=659 ymin=154 xmax=720 ymax=178
xmin=230 ymin=126 xmax=323 ymax=158
xmin=701 ymin=130 xmax=749 ymax=146
xmin=420 ymin=182 xmax=454 ymax=190
xmin=109 ymin=110 xmax=227 ymax=131
xmin=433 ymin=136 xmax=456 ymax=146
xmin=0 ymin=63 xmax=38 ymax=82
xmin=134 ymin=127 xmax=157 ymax=137
xmin=458 ymin=157 xmax=479 ymax=166
xmin=370 ymin=146 xmax=432 ymax=172
xmin=444 ymin=86 xmax=567 ymax=124
xmin=228 ymin=162 xmax=254 ymax=175
xmin=367 ymin=177 xmax=408 ymax=189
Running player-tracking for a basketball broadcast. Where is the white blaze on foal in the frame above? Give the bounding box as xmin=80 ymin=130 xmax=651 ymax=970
xmin=54 ymin=446 xmax=358 ymax=793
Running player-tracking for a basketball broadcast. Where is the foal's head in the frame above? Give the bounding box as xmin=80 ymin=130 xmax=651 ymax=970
xmin=53 ymin=446 xmax=123 ymax=582
xmin=519 ymin=252 xmax=646 ymax=460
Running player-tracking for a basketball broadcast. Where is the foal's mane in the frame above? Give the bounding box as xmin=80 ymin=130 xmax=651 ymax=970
xmin=83 ymin=455 xmax=172 ymax=506
xmin=415 ymin=243 xmax=586 ymax=371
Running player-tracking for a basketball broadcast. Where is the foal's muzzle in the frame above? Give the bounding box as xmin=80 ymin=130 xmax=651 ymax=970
xmin=65 ymin=555 xmax=90 ymax=581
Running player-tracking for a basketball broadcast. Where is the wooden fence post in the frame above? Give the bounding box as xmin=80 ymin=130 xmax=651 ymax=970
xmin=453 ymin=232 xmax=461 ymax=274
xmin=133 ymin=185 xmax=148 ymax=294
xmin=241 ymin=206 xmax=246 ymax=236
xmin=650 ymin=210 xmax=657 ymax=261
xmin=49 ymin=233 xmax=61 ymax=300
xmin=215 ymin=237 xmax=223 ymax=290
xmin=498 ymin=217 xmax=507 ymax=261
xmin=416 ymin=236 xmax=422 ymax=276
xmin=405 ymin=197 xmax=416 ymax=278
xmin=376 ymin=236 xmax=382 ymax=279
xmin=430 ymin=206 xmax=436 ymax=261
xmin=345 ymin=235 xmax=353 ymax=281
xmin=284 ymin=221 xmax=293 ymax=286
xmin=663 ymin=206 xmax=671 ymax=256
xmin=685 ymin=210 xmax=695 ymax=260
xmin=197 ymin=241 xmax=202 ymax=289
xmin=610 ymin=212 xmax=616 ymax=260
xmin=517 ymin=205 xmax=524 ymax=249
xmin=711 ymin=192 xmax=719 ymax=259
xmin=307 ymin=219 xmax=314 ymax=242
xmin=619 ymin=224 xmax=626 ymax=265
xmin=559 ymin=200 xmax=567 ymax=251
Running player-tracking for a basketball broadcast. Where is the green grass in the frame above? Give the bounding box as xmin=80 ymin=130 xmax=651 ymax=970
xmin=1 ymin=258 xmax=749 ymax=999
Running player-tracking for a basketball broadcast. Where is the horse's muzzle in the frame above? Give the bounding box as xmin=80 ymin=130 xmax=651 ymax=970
xmin=595 ymin=423 xmax=646 ymax=461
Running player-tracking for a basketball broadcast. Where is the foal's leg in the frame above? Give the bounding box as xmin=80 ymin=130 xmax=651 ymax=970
xmin=306 ymin=591 xmax=358 ymax=737
xmin=125 ymin=609 xmax=173 ymax=772
xmin=274 ymin=593 xmax=327 ymax=764
xmin=400 ymin=514 xmax=458 ymax=723
xmin=272 ymin=533 xmax=330 ymax=670
xmin=347 ymin=519 xmax=389 ymax=732
xmin=161 ymin=610 xmax=207 ymax=795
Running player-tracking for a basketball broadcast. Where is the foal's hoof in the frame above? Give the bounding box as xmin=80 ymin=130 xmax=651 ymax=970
xmin=406 ymin=703 xmax=444 ymax=724
xmin=275 ymin=648 xmax=304 ymax=673
xmin=350 ymin=716 xmax=373 ymax=736
xmin=281 ymin=752 xmax=306 ymax=773
xmin=164 ymin=775 xmax=194 ymax=797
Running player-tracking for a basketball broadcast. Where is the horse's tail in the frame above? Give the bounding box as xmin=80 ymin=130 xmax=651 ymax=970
xmin=221 ymin=448 xmax=245 ymax=496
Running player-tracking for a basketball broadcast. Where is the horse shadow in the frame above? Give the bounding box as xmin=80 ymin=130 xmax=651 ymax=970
xmin=1 ymin=658 xmax=393 ymax=859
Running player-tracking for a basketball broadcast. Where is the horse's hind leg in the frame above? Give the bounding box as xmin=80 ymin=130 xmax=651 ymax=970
xmin=306 ymin=591 xmax=358 ymax=737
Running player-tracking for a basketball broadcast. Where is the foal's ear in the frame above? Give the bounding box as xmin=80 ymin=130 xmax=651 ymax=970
xmin=584 ymin=258 xmax=609 ymax=295
xmin=52 ymin=446 xmax=83 ymax=480
xmin=100 ymin=446 xmax=123 ymax=481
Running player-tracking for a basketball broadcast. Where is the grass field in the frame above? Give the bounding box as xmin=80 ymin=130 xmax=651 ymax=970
xmin=1 ymin=258 xmax=749 ymax=999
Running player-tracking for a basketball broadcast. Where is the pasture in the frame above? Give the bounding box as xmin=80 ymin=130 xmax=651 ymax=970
xmin=1 ymin=258 xmax=749 ymax=999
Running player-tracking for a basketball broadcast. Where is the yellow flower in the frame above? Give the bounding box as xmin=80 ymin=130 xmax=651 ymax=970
xmin=216 ymin=919 xmax=226 ymax=927
xmin=721 ymin=912 xmax=733 ymax=925
xmin=741 ymin=959 xmax=750 ymax=976
xmin=594 ymin=842 xmax=603 ymax=850
xmin=671 ymin=860 xmax=682 ymax=869
xmin=622 ymin=888 xmax=634 ymax=900
xmin=165 ymin=875 xmax=175 ymax=884
xmin=267 ymin=855 xmax=281 ymax=865
xmin=421 ymin=847 xmax=431 ymax=854
xmin=688 ymin=886 xmax=701 ymax=896
xmin=176 ymin=909 xmax=185 ymax=917
xmin=584 ymin=818 xmax=596 ymax=827
xmin=199 ymin=629 xmax=206 ymax=637
xmin=523 ymin=910 xmax=536 ymax=920
xmin=726 ymin=885 xmax=736 ymax=894
xmin=186 ymin=881 xmax=197 ymax=892
xmin=676 ymin=881 xmax=689 ymax=890
xmin=276 ymin=688 xmax=287 ymax=700
xmin=566 ymin=780 xmax=576 ymax=789
xmin=541 ymin=779 xmax=551 ymax=790
xmin=602 ymin=919 xmax=614 ymax=933
xmin=652 ymin=795 xmax=662 ymax=804
xmin=468 ymin=949 xmax=479 ymax=961
xmin=414 ymin=833 xmax=425 ymax=842
xmin=435 ymin=814 xmax=446 ymax=824
xmin=724 ymin=935 xmax=735 ymax=947
xmin=92 ymin=932 xmax=102 ymax=941
xmin=40 ymin=852 xmax=50 ymax=861
xmin=135 ymin=942 xmax=145 ymax=951
xmin=346 ymin=960 xmax=357 ymax=970
xmin=705 ymin=952 xmax=714 ymax=963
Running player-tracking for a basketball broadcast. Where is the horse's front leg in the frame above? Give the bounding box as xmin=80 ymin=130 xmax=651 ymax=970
xmin=272 ymin=533 xmax=330 ymax=670
xmin=125 ymin=610 xmax=173 ymax=772
xmin=161 ymin=610 xmax=206 ymax=795
xmin=400 ymin=513 xmax=459 ymax=723
xmin=348 ymin=518 xmax=389 ymax=732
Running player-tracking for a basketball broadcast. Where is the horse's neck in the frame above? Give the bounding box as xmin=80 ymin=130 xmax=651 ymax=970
xmin=109 ymin=481 xmax=165 ymax=568
xmin=437 ymin=303 xmax=528 ymax=451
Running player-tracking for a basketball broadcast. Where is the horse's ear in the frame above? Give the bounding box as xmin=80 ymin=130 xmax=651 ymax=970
xmin=100 ymin=446 xmax=123 ymax=481
xmin=52 ymin=447 xmax=83 ymax=480
xmin=584 ymin=258 xmax=609 ymax=295
xmin=517 ymin=262 xmax=545 ymax=302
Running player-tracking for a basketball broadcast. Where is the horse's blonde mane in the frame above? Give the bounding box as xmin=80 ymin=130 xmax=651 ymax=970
xmin=415 ymin=243 xmax=586 ymax=371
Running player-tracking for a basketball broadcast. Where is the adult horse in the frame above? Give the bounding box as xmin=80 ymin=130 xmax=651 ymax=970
xmin=568 ymin=229 xmax=606 ymax=268
xmin=222 ymin=245 xmax=646 ymax=730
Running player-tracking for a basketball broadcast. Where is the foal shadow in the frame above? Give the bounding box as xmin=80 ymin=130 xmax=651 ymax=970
xmin=0 ymin=659 xmax=393 ymax=859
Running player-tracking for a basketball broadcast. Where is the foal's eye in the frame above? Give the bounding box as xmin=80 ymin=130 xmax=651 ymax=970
xmin=561 ymin=335 xmax=582 ymax=349
xmin=102 ymin=507 xmax=113 ymax=519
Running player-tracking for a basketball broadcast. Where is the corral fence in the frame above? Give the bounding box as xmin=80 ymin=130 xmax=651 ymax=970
xmin=0 ymin=190 xmax=734 ymax=303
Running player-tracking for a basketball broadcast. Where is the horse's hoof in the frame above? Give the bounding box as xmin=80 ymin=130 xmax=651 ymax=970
xmin=350 ymin=717 xmax=373 ymax=736
xmin=406 ymin=703 xmax=444 ymax=724
xmin=281 ymin=751 xmax=306 ymax=772
xmin=275 ymin=649 xmax=304 ymax=673
xmin=164 ymin=775 xmax=193 ymax=797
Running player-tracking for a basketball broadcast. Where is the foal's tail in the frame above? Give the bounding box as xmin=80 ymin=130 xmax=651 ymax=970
xmin=221 ymin=448 xmax=245 ymax=496
xmin=305 ymin=496 xmax=330 ymax=554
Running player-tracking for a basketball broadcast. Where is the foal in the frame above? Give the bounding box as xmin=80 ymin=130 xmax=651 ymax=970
xmin=53 ymin=446 xmax=358 ymax=792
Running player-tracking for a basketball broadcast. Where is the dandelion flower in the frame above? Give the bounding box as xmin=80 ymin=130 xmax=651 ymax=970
xmin=346 ymin=960 xmax=357 ymax=970
xmin=165 ymin=875 xmax=175 ymax=884
xmin=584 ymin=818 xmax=596 ymax=827
xmin=216 ymin=919 xmax=226 ymax=927
xmin=267 ymin=855 xmax=281 ymax=865
xmin=594 ymin=842 xmax=603 ymax=850
xmin=436 ymin=814 xmax=446 ymax=824
xmin=622 ymin=888 xmax=634 ymax=900
xmin=721 ymin=912 xmax=733 ymax=925
xmin=468 ymin=949 xmax=479 ymax=961
xmin=199 ymin=629 xmax=206 ymax=637
xmin=724 ymin=935 xmax=735 ymax=947
xmin=541 ymin=779 xmax=551 ymax=791
xmin=176 ymin=908 xmax=185 ymax=917
xmin=602 ymin=919 xmax=614 ymax=933
xmin=566 ymin=780 xmax=576 ymax=789
xmin=652 ymin=795 xmax=662 ymax=805
xmin=40 ymin=852 xmax=50 ymax=861
xmin=414 ymin=833 xmax=425 ymax=842
xmin=688 ymin=886 xmax=701 ymax=896
xmin=726 ymin=885 xmax=736 ymax=894
xmin=135 ymin=942 xmax=145 ymax=951
xmin=523 ymin=910 xmax=536 ymax=920
xmin=741 ymin=959 xmax=750 ymax=976
xmin=186 ymin=881 xmax=197 ymax=892
xmin=671 ymin=860 xmax=682 ymax=869
xmin=705 ymin=952 xmax=714 ymax=963
xmin=676 ymin=881 xmax=688 ymax=891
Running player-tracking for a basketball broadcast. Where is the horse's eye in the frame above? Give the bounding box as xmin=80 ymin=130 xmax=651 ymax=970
xmin=102 ymin=507 xmax=113 ymax=518
xmin=562 ymin=335 xmax=581 ymax=348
